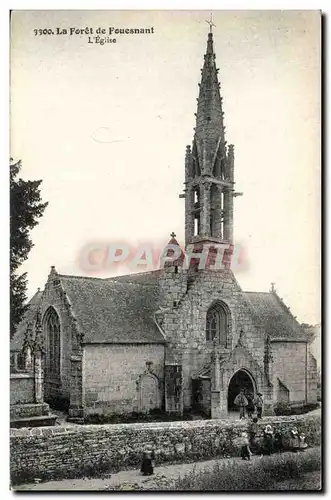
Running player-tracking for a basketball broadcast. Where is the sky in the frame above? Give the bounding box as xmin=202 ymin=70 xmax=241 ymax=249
xmin=10 ymin=10 xmax=321 ymax=326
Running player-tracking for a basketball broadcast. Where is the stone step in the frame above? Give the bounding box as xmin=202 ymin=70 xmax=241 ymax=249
xmin=10 ymin=414 xmax=58 ymax=428
xmin=10 ymin=403 xmax=50 ymax=420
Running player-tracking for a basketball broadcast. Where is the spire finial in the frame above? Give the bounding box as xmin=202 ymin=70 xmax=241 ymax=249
xmin=270 ymin=282 xmax=276 ymax=293
xmin=205 ymin=13 xmax=216 ymax=34
xmin=170 ymin=231 xmax=176 ymax=238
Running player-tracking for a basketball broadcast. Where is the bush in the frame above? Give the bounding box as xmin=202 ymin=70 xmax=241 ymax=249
xmin=274 ymin=402 xmax=320 ymax=416
xmin=84 ymin=408 xmax=207 ymax=425
xmin=274 ymin=402 xmax=292 ymax=416
xmin=164 ymin=447 xmax=321 ymax=491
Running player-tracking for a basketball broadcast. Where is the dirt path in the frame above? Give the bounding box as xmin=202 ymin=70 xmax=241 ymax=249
xmin=14 ymin=448 xmax=321 ymax=492
xmin=14 ymin=455 xmax=244 ymax=491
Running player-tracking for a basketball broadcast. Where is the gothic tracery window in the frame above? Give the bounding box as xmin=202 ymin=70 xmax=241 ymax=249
xmin=44 ymin=307 xmax=61 ymax=377
xmin=206 ymin=302 xmax=228 ymax=346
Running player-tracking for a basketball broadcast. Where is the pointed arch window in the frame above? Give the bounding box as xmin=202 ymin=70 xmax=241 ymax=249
xmin=44 ymin=307 xmax=61 ymax=377
xmin=206 ymin=302 xmax=228 ymax=346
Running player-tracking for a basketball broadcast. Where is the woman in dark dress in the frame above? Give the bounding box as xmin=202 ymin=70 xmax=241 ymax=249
xmin=261 ymin=424 xmax=274 ymax=456
xmin=140 ymin=449 xmax=155 ymax=475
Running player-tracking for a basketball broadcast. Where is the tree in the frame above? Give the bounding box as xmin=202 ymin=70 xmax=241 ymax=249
xmin=301 ymin=323 xmax=318 ymax=344
xmin=10 ymin=160 xmax=48 ymax=337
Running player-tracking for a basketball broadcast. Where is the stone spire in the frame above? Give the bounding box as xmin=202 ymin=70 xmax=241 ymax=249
xmin=183 ymin=28 xmax=239 ymax=250
xmin=194 ymin=31 xmax=226 ymax=172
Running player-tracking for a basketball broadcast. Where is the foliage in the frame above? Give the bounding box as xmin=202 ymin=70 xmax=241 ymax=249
xmin=83 ymin=408 xmax=207 ymax=425
xmin=274 ymin=402 xmax=320 ymax=416
xmin=165 ymin=447 xmax=321 ymax=491
xmin=11 ymin=447 xmax=321 ymax=490
xmin=10 ymin=160 xmax=48 ymax=336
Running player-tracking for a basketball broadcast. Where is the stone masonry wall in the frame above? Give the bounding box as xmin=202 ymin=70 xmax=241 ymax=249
xmin=159 ymin=267 xmax=266 ymax=408
xmin=307 ymin=351 xmax=318 ymax=404
xmin=10 ymin=373 xmax=34 ymax=405
xmin=272 ymin=342 xmax=307 ymax=403
xmin=83 ymin=344 xmax=165 ymax=415
xmin=41 ymin=276 xmax=75 ymax=400
xmin=10 ymin=413 xmax=321 ymax=485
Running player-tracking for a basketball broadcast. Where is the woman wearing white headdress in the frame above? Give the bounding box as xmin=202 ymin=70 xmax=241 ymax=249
xmin=261 ymin=424 xmax=274 ymax=456
xmin=290 ymin=427 xmax=301 ymax=452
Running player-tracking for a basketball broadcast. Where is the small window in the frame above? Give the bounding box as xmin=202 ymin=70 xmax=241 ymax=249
xmin=194 ymin=216 xmax=200 ymax=236
xmin=10 ymin=353 xmax=16 ymax=370
xmin=17 ymin=352 xmax=26 ymax=370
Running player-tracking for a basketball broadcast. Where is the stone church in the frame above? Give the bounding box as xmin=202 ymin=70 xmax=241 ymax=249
xmin=10 ymin=30 xmax=317 ymax=422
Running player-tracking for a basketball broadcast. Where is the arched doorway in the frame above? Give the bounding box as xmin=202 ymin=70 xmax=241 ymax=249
xmin=139 ymin=373 xmax=160 ymax=413
xmin=227 ymin=369 xmax=256 ymax=413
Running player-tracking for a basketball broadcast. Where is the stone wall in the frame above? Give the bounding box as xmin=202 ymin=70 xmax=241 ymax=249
xmin=10 ymin=413 xmax=321 ymax=485
xmin=83 ymin=343 xmax=165 ymax=415
xmin=10 ymin=373 xmax=34 ymax=405
xmin=41 ymin=274 xmax=75 ymax=400
xmin=159 ymin=267 xmax=268 ymax=411
xmin=307 ymin=352 xmax=318 ymax=404
xmin=272 ymin=342 xmax=307 ymax=403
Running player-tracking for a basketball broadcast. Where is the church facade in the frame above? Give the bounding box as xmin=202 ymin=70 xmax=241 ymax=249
xmin=10 ymin=30 xmax=317 ymax=422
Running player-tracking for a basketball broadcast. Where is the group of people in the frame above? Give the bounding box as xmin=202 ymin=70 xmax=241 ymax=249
xmin=140 ymin=389 xmax=308 ymax=471
xmin=241 ymin=423 xmax=308 ymax=461
xmin=233 ymin=388 xmax=264 ymax=420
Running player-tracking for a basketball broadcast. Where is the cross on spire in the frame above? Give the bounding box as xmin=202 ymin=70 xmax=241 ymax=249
xmin=170 ymin=231 xmax=176 ymax=238
xmin=205 ymin=13 xmax=216 ymax=33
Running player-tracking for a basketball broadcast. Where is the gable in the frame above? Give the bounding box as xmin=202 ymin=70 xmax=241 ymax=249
xmin=244 ymin=291 xmax=308 ymax=341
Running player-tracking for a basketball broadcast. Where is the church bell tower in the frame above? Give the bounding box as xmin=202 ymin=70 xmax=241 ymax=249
xmin=182 ymin=26 xmax=240 ymax=253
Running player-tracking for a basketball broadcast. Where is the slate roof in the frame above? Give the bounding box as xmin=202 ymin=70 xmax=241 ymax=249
xmin=243 ymin=291 xmax=309 ymax=341
xmin=105 ymin=269 xmax=162 ymax=285
xmin=10 ymin=270 xmax=308 ymax=351
xmin=10 ymin=289 xmax=43 ymax=351
xmin=59 ymin=275 xmax=165 ymax=344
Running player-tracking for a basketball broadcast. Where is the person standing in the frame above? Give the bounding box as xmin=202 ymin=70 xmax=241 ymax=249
xmin=140 ymin=448 xmax=154 ymax=476
xmin=274 ymin=430 xmax=284 ymax=453
xmin=261 ymin=424 xmax=274 ymax=456
xmin=240 ymin=432 xmax=252 ymax=460
xmin=248 ymin=417 xmax=259 ymax=454
xmin=298 ymin=433 xmax=308 ymax=451
xmin=254 ymin=392 xmax=264 ymax=419
xmin=246 ymin=392 xmax=255 ymax=419
xmin=289 ymin=427 xmax=301 ymax=453
xmin=234 ymin=388 xmax=248 ymax=419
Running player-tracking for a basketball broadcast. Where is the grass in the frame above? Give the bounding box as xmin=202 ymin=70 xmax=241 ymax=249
xmin=161 ymin=447 xmax=322 ymax=491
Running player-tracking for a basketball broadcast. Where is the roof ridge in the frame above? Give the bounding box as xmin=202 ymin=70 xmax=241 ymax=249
xmin=105 ymin=270 xmax=161 ymax=280
xmin=58 ymin=274 xmax=157 ymax=288
xmin=58 ymin=274 xmax=106 ymax=281
xmin=111 ymin=281 xmax=157 ymax=287
xmin=244 ymin=291 xmax=272 ymax=295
